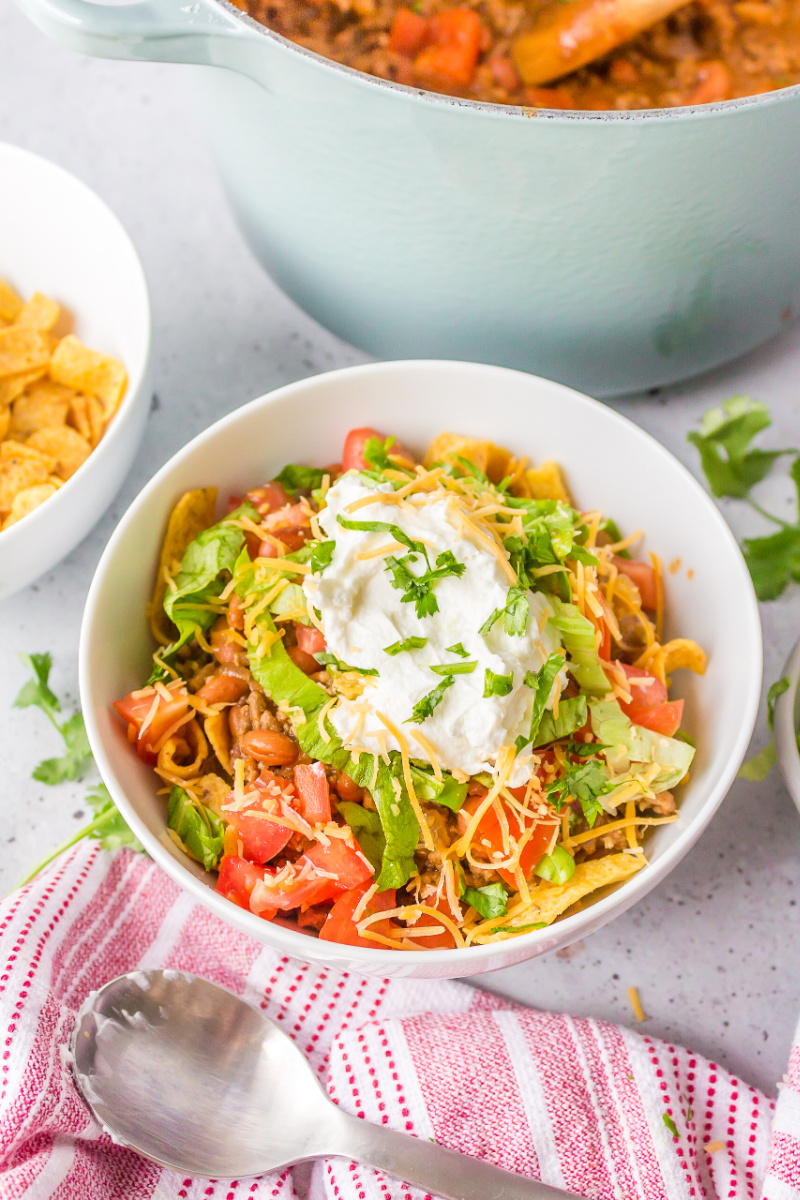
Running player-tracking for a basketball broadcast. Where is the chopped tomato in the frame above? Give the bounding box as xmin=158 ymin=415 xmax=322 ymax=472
xmin=296 ymin=625 xmax=327 ymax=656
xmin=342 ymin=427 xmax=385 ymax=472
xmin=266 ymin=502 xmax=312 ymax=531
xmin=458 ymin=793 xmax=555 ymax=888
xmin=304 ymin=833 xmax=373 ymax=890
xmin=617 ymin=663 xmax=681 ymax=734
xmin=415 ymin=9 xmax=482 ymax=86
xmin=389 ymin=8 xmax=430 ymax=56
xmin=112 ymin=684 xmax=191 ymax=763
xmin=216 ymin=855 xmax=274 ymax=914
xmin=225 ymin=801 xmax=293 ymax=866
xmin=626 ymin=699 xmax=684 ymax=738
xmin=319 ymin=883 xmax=397 ymax=947
xmin=294 ymin=762 xmax=331 ymax=825
xmin=403 ymin=894 xmax=457 ymax=949
xmin=619 ymin=663 xmax=667 ymax=708
xmin=245 ymin=481 xmax=291 ymax=514
xmin=342 ymin=427 xmax=413 ymax=473
xmin=249 ymin=863 xmax=343 ymax=913
xmin=614 ymin=556 xmax=658 ymax=610
xmin=258 ymin=528 xmax=308 ymax=556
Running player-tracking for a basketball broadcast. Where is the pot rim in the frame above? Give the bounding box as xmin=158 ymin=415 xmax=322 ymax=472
xmin=218 ymin=0 xmax=800 ymax=121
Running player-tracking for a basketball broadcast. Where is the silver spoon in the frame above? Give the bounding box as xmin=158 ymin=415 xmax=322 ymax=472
xmin=70 ymin=969 xmax=582 ymax=1200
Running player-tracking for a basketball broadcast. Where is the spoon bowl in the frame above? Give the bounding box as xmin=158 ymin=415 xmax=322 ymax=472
xmin=71 ymin=970 xmax=334 ymax=1178
xmin=71 ymin=969 xmax=580 ymax=1200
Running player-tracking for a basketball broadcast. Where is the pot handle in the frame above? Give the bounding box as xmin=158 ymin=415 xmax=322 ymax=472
xmin=15 ymin=0 xmax=256 ymax=68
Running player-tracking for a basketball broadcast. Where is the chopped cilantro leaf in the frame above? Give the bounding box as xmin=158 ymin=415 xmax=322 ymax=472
xmin=363 ymin=435 xmax=414 ymax=476
xmin=478 ymin=606 xmax=503 ymax=637
xmin=662 ymin=1114 xmax=680 ymax=1140
xmin=314 ymin=652 xmax=379 ymax=677
xmin=446 ymin=642 xmax=469 ymax=658
xmin=479 ymin=586 xmax=529 ymax=638
xmin=384 ymin=636 xmax=428 ymax=656
xmin=545 ymin=760 xmax=611 ymax=827
xmin=406 ymin=676 xmax=454 ymax=723
xmin=429 ymin=661 xmax=477 ymax=676
xmin=483 ymin=669 xmax=513 ymax=698
xmin=503 ymin=586 xmax=530 ymax=636
xmin=309 ymin=539 xmax=336 ymax=573
xmin=384 ymin=550 xmax=466 ymax=620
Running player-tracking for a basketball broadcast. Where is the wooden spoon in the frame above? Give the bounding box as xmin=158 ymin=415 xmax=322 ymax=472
xmin=511 ymin=0 xmax=690 ymax=86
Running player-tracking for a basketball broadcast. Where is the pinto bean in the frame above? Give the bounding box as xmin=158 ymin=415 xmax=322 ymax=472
xmin=240 ymin=729 xmax=299 ymax=766
xmin=196 ymin=674 xmax=249 ymax=705
xmin=210 ymin=619 xmax=247 ymax=666
xmin=227 ymin=593 xmax=245 ymax=631
xmin=335 ymin=771 xmax=364 ymax=801
xmin=287 ymin=645 xmax=319 ymax=674
xmin=229 ymin=703 xmax=252 ymax=738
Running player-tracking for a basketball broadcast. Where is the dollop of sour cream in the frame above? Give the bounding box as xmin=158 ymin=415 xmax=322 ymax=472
xmin=303 ymin=475 xmax=565 ymax=786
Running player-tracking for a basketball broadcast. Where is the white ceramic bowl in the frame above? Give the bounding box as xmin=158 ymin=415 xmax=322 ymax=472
xmin=775 ymin=636 xmax=800 ymax=813
xmin=80 ymin=361 xmax=762 ymax=980
xmin=0 ymin=142 xmax=151 ymax=600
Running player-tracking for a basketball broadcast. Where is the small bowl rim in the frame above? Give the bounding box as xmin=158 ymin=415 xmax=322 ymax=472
xmin=0 ymin=141 xmax=152 ymax=550
xmin=80 ymin=359 xmax=763 ymax=968
xmin=775 ymin=635 xmax=800 ymax=811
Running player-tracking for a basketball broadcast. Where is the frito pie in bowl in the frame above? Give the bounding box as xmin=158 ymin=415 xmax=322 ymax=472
xmin=80 ymin=361 xmax=761 ymax=979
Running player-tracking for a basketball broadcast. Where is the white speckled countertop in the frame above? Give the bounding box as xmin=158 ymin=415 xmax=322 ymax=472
xmin=1 ymin=0 xmax=798 ymax=1102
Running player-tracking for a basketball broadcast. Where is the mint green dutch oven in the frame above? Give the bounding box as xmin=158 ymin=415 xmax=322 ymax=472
xmin=17 ymin=0 xmax=800 ymax=394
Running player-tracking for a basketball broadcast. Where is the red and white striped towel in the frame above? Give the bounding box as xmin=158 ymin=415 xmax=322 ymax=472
xmin=0 ymin=843 xmax=797 ymax=1200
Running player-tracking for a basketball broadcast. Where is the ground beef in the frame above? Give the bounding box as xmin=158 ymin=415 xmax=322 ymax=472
xmin=233 ymin=0 xmax=800 ymax=108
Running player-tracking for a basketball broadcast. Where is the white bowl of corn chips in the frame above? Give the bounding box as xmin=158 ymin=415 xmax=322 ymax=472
xmin=0 ymin=143 xmax=150 ymax=599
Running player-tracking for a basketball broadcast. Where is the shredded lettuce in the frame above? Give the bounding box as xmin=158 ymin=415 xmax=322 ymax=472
xmin=150 ymin=502 xmax=258 ymax=680
xmin=547 ymin=598 xmax=610 ymax=695
xmin=167 ymin=786 xmax=225 ymax=871
xmin=463 ymin=882 xmax=508 ymax=919
xmin=337 ymin=802 xmax=385 ymax=871
xmin=589 ymin=698 xmax=694 ymax=791
xmin=534 ymin=845 xmax=576 ymax=884
xmin=532 ymin=695 xmax=588 ymax=748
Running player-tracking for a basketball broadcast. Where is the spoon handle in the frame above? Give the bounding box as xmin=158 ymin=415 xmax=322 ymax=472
xmin=332 ymin=1111 xmax=584 ymax=1200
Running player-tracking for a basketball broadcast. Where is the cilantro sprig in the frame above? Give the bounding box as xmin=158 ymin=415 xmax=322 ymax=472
xmin=14 ymin=653 xmax=92 ymax=784
xmin=479 ymin=586 xmax=530 ymax=638
xmin=13 ymin=654 xmax=144 ymax=887
xmin=688 ymin=397 xmax=800 ymax=600
xmin=545 ymin=760 xmax=612 ymax=828
xmin=384 ymin=550 xmax=466 ymax=619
